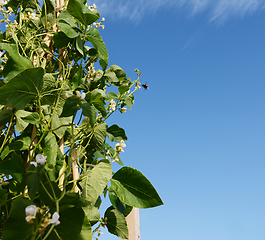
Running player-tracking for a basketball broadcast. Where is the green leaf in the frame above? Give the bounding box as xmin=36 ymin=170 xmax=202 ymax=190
xmin=43 ymin=132 xmax=57 ymax=170
xmin=0 ymin=43 xmax=33 ymax=81
xmin=53 ymin=31 xmax=72 ymax=48
xmin=57 ymin=20 xmax=78 ymax=38
xmin=0 ymin=153 xmax=26 ymax=175
xmin=121 ymin=95 xmax=133 ymax=110
xmin=42 ymin=73 xmax=56 ymax=92
xmin=60 ymin=97 xmax=79 ymax=117
xmin=0 ymin=109 xmax=13 ymax=125
xmin=92 ymin=123 xmax=107 ymax=152
xmin=86 ymin=28 xmax=108 ymax=70
xmin=20 ymin=112 xmax=40 ymax=124
xmin=91 ymin=89 xmax=106 ymax=117
xmin=106 ymin=92 xmax=118 ymax=102
xmin=2 ymin=197 xmax=34 ymax=240
xmin=41 ymin=0 xmax=56 ymax=28
xmin=0 ymin=67 xmax=44 ymax=109
xmin=25 ymin=171 xmax=41 ymax=200
xmin=60 ymin=193 xmax=90 ymax=207
xmin=39 ymin=181 xmax=61 ymax=208
xmin=111 ymin=167 xmax=163 ymax=208
xmin=76 ymin=35 xmax=84 ymax=56
xmin=82 ymin=203 xmax=100 ymax=226
xmin=104 ymin=71 xmax=119 ymax=84
xmin=52 ymin=113 xmax=72 ymax=139
xmin=1 ymin=136 xmax=31 ymax=159
xmin=0 ymin=189 xmax=8 ymax=207
xmin=47 ymin=206 xmax=92 ymax=240
xmin=80 ymin=102 xmax=97 ymax=127
xmin=104 ymin=206 xmax=128 ymax=239
xmin=80 ymin=160 xmax=112 ymax=205
xmin=109 ymin=65 xmax=127 ymax=80
xmin=67 ymin=0 xmax=100 ymax=25
xmin=58 ymin=10 xmax=77 ymax=27
xmin=15 ymin=110 xmax=36 ymax=133
xmin=109 ymin=190 xmax=126 ymax=214
xmin=107 ymin=124 xmax=127 ymax=142
xmin=72 ymin=66 xmax=83 ymax=89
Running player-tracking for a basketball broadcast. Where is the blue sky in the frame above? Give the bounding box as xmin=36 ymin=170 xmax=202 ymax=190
xmin=87 ymin=1 xmax=265 ymax=240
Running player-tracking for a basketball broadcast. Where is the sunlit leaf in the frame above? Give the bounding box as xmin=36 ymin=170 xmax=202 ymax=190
xmin=0 ymin=67 xmax=44 ymax=109
xmin=104 ymin=206 xmax=128 ymax=239
xmin=111 ymin=167 xmax=163 ymax=208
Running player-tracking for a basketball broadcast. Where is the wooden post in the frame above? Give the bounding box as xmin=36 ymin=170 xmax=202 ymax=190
xmin=122 ymin=208 xmax=140 ymax=240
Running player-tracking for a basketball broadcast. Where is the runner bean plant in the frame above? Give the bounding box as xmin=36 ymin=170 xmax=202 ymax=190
xmin=0 ymin=0 xmax=163 ymax=239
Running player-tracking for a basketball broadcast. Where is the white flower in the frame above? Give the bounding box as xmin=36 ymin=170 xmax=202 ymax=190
xmin=30 ymin=162 xmax=37 ymax=167
xmin=49 ymin=212 xmax=60 ymax=226
xmin=28 ymin=12 xmax=39 ymax=21
xmin=120 ymin=140 xmax=126 ymax=148
xmin=76 ymin=91 xmax=86 ymax=100
xmin=0 ymin=0 xmax=7 ymax=6
xmin=109 ymin=99 xmax=116 ymax=111
xmin=80 ymin=92 xmax=86 ymax=100
xmin=65 ymin=92 xmax=69 ymax=98
xmin=36 ymin=154 xmax=47 ymax=165
xmin=102 ymin=17 xmax=105 ymax=21
xmin=25 ymin=205 xmax=37 ymax=223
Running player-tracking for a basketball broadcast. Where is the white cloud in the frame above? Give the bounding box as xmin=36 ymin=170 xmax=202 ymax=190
xmin=87 ymin=0 xmax=265 ymax=24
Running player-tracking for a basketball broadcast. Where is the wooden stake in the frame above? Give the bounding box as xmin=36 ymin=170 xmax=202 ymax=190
xmin=72 ymin=148 xmax=80 ymax=193
xmin=122 ymin=208 xmax=140 ymax=240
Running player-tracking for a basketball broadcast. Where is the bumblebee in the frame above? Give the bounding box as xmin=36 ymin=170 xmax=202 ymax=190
xmin=142 ymin=83 xmax=148 ymax=90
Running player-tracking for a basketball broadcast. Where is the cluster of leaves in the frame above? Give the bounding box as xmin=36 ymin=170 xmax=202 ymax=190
xmin=0 ymin=0 xmax=163 ymax=239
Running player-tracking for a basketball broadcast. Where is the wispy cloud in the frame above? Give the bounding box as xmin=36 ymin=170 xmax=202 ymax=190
xmin=87 ymin=0 xmax=265 ymax=24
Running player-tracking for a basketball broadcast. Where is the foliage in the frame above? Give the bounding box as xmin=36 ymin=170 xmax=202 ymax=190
xmin=0 ymin=0 xmax=163 ymax=239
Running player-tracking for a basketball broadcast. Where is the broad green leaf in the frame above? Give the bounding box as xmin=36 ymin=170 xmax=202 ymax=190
xmin=0 ymin=67 xmax=44 ymax=109
xmin=72 ymin=66 xmax=83 ymax=89
xmin=57 ymin=20 xmax=78 ymax=38
xmin=42 ymin=132 xmax=57 ymax=170
xmin=80 ymin=160 xmax=112 ymax=205
xmin=60 ymin=193 xmax=90 ymax=207
xmin=86 ymin=28 xmax=108 ymax=70
xmin=109 ymin=190 xmax=126 ymax=214
xmin=104 ymin=206 xmax=128 ymax=239
xmin=20 ymin=112 xmax=40 ymax=124
xmin=76 ymin=35 xmax=84 ymax=56
xmin=0 ymin=43 xmax=33 ymax=81
xmin=81 ymin=102 xmax=97 ymax=127
xmin=15 ymin=110 xmax=36 ymax=133
xmin=47 ymin=206 xmax=92 ymax=240
xmin=103 ymin=71 xmax=119 ymax=84
xmin=118 ymin=86 xmax=130 ymax=96
xmin=0 ymin=109 xmax=13 ymax=125
xmin=121 ymin=95 xmax=133 ymax=110
xmin=67 ymin=0 xmax=100 ymax=25
xmin=82 ymin=203 xmax=100 ymax=226
xmin=41 ymin=0 xmax=56 ymax=28
xmin=111 ymin=167 xmax=163 ymax=209
xmin=42 ymin=73 xmax=56 ymax=92
xmin=38 ymin=181 xmax=61 ymax=207
xmin=92 ymin=123 xmax=107 ymax=151
xmin=91 ymin=89 xmax=106 ymax=117
xmin=0 ymin=153 xmax=26 ymax=175
xmin=106 ymin=92 xmax=118 ymax=101
xmin=53 ymin=31 xmax=72 ymax=48
xmin=60 ymin=97 xmax=79 ymax=117
xmin=2 ymin=197 xmax=34 ymax=240
xmin=106 ymin=124 xmax=127 ymax=142
xmin=57 ymin=10 xmax=77 ymax=27
xmin=25 ymin=171 xmax=41 ymax=200
xmin=1 ymin=136 xmax=31 ymax=159
xmin=109 ymin=65 xmax=127 ymax=80
xmin=52 ymin=113 xmax=72 ymax=139
xmin=0 ymin=189 xmax=8 ymax=207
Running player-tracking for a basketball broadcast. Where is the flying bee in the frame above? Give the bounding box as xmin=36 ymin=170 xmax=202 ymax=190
xmin=142 ymin=83 xmax=148 ymax=90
